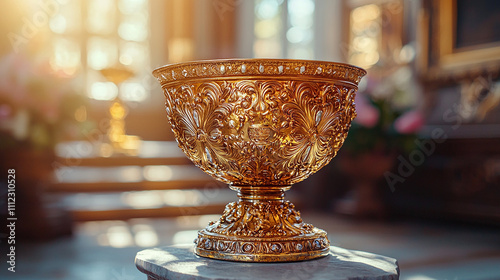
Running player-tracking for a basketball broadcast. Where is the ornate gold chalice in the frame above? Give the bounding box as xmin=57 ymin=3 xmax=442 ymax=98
xmin=153 ymin=59 xmax=366 ymax=262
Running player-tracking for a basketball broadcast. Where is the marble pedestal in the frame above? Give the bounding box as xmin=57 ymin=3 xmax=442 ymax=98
xmin=135 ymin=244 xmax=399 ymax=280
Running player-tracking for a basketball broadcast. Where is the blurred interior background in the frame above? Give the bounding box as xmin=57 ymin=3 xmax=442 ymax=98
xmin=0 ymin=0 xmax=499 ymax=279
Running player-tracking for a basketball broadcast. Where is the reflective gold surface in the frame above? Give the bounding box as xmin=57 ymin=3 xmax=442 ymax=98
xmin=153 ymin=59 xmax=366 ymax=262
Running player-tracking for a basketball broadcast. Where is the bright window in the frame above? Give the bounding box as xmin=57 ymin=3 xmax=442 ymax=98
xmin=254 ymin=0 xmax=315 ymax=59
xmin=48 ymin=0 xmax=151 ymax=102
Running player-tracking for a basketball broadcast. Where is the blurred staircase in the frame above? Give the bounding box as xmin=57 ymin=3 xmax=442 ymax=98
xmin=49 ymin=141 xmax=231 ymax=221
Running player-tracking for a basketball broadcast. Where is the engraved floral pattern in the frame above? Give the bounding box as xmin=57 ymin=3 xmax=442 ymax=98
xmin=164 ymin=82 xmax=232 ymax=179
xmin=205 ymin=200 xmax=313 ymax=237
xmin=281 ymin=82 xmax=355 ymax=178
xmin=161 ymin=79 xmax=357 ymax=186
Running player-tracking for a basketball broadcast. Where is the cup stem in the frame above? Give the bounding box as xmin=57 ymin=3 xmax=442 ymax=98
xmin=230 ymin=185 xmax=291 ymax=202
xmin=195 ymin=183 xmax=330 ymax=262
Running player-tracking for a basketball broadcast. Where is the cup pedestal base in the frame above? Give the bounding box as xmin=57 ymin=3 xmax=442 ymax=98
xmin=195 ymin=227 xmax=330 ymax=262
xmin=194 ymin=191 xmax=330 ymax=262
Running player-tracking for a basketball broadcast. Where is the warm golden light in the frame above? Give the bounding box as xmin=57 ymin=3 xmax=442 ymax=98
xmin=90 ymin=82 xmax=118 ymax=100
xmin=121 ymin=191 xmax=165 ymax=209
xmin=352 ymin=4 xmax=380 ymax=21
xmin=74 ymin=105 xmax=87 ymax=122
xmin=143 ymin=165 xmax=173 ymax=181
xmin=167 ymin=38 xmax=194 ymax=64
xmin=109 ymin=101 xmax=127 ymax=120
xmin=349 ymin=4 xmax=382 ymax=69
xmin=163 ymin=190 xmax=201 ymax=207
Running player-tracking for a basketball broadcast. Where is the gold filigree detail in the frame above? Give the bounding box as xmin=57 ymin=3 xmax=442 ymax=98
xmin=153 ymin=59 xmax=366 ymax=85
xmin=162 ymin=79 xmax=356 ymax=186
xmin=153 ymin=59 xmax=365 ymax=262
xmin=205 ymin=200 xmax=313 ymax=237
xmin=195 ymin=228 xmax=330 ymax=262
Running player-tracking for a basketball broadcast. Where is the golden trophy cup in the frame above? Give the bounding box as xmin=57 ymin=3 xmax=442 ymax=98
xmin=153 ymin=59 xmax=366 ymax=262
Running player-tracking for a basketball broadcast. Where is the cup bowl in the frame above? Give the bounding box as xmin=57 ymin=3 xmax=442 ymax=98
xmin=153 ymin=59 xmax=365 ymax=187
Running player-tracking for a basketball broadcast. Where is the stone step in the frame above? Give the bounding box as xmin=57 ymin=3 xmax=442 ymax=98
xmin=49 ymin=165 xmax=219 ymax=193
xmin=55 ymin=140 xmax=191 ymax=167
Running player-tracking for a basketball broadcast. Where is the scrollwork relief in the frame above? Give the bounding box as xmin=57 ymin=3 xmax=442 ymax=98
xmin=195 ymin=231 xmax=330 ymax=256
xmin=205 ymin=200 xmax=313 ymax=237
xmin=163 ymin=79 xmax=356 ymax=186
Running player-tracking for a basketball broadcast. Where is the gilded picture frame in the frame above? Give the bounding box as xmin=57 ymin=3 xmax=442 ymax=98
xmin=418 ymin=0 xmax=500 ymax=84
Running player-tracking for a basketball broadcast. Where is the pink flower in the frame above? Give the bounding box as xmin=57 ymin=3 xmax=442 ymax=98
xmin=0 ymin=104 xmax=12 ymax=120
xmin=0 ymin=52 xmax=70 ymax=122
xmin=0 ymin=53 xmax=32 ymax=107
xmin=394 ymin=110 xmax=424 ymax=134
xmin=354 ymin=94 xmax=379 ymax=128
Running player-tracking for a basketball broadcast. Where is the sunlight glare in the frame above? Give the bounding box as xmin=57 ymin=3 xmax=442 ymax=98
xmin=107 ymin=225 xmax=134 ymax=248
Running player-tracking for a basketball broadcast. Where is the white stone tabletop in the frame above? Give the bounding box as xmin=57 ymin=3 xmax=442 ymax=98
xmin=135 ymin=244 xmax=399 ymax=280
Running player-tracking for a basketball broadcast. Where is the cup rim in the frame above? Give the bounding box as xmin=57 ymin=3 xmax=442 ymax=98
xmin=152 ymin=58 xmax=367 ymax=86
